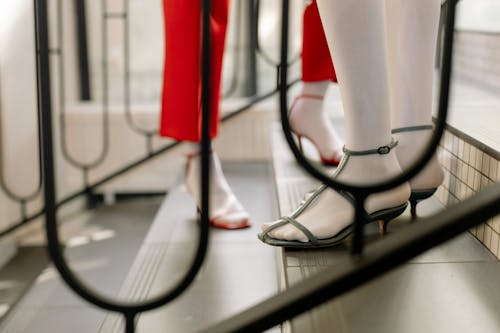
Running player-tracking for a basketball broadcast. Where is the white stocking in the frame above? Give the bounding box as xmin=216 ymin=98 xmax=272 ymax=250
xmin=184 ymin=143 xmax=249 ymax=228
xmin=386 ymin=0 xmax=444 ymax=190
xmin=262 ymin=0 xmax=410 ymax=242
xmin=289 ymin=81 xmax=343 ymax=162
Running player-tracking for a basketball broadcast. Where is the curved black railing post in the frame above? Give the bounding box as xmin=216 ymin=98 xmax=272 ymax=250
xmin=0 ymin=42 xmax=44 ymax=219
xmin=74 ymin=0 xmax=91 ymax=101
xmin=35 ymin=0 xmax=213 ymax=331
xmin=1 ymin=0 xmax=279 ymax=240
xmin=279 ymin=0 xmax=456 ymax=224
xmin=200 ymin=0 xmax=212 ymax=233
xmin=55 ymin=0 xmax=110 ymax=191
xmin=254 ymin=0 xmax=301 ymax=68
xmin=121 ymin=0 xmax=158 ymax=153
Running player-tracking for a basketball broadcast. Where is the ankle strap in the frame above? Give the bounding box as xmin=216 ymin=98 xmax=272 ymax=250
xmin=392 ymin=125 xmax=433 ymax=134
xmin=343 ymin=140 xmax=398 ymax=156
xmin=185 ymin=149 xmax=213 ymax=159
xmin=294 ymin=94 xmax=324 ymax=101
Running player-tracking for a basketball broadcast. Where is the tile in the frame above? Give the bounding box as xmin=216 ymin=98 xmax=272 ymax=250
xmin=491 ymin=232 xmax=499 ymax=257
xmin=459 ymin=181 xmax=468 ymax=200
xmin=497 ymin=160 xmax=500 ymax=182
xmin=443 ymin=170 xmax=451 ymax=189
xmin=469 ymin=146 xmax=477 ymax=168
xmin=466 ymin=187 xmax=474 ymax=199
xmin=477 ymin=224 xmax=486 ymax=242
xmin=467 ymin=165 xmax=475 ymax=187
xmin=458 ymin=138 xmax=464 ymax=158
xmin=457 ymin=160 xmax=464 ymax=181
xmin=463 ymin=142 xmax=471 ymax=162
xmin=489 ymin=157 xmax=498 ymax=180
xmin=482 ymin=153 xmax=491 ymax=177
xmin=480 ymin=175 xmax=490 ymax=190
xmin=449 ymin=175 xmax=457 ymax=196
xmin=484 ymin=225 xmax=493 ymax=250
xmin=475 ymin=149 xmax=484 ymax=170
xmin=474 ymin=170 xmax=482 ymax=191
xmin=492 ymin=215 xmax=500 ymax=234
xmin=452 ymin=135 xmax=459 ymax=155
xmin=450 ymin=155 xmax=459 ymax=176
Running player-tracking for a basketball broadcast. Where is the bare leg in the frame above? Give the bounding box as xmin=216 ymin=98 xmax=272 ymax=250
xmin=262 ymin=0 xmax=410 ymax=242
xmin=386 ymin=0 xmax=444 ymax=190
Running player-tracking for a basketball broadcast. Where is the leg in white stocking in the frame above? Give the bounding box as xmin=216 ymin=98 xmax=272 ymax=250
xmin=260 ymin=0 xmax=410 ymax=245
xmin=185 ymin=143 xmax=250 ymax=229
xmin=386 ymin=0 xmax=444 ymax=215
xmin=289 ymin=81 xmax=343 ymax=165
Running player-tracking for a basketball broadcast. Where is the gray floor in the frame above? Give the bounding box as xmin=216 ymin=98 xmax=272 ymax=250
xmin=100 ymin=162 xmax=280 ymax=333
xmin=0 ymin=197 xmax=162 ymax=332
xmin=271 ymin=125 xmax=500 ymax=333
xmin=0 ymin=162 xmax=280 ymax=333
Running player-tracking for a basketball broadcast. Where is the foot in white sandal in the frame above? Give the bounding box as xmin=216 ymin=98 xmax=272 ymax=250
xmin=259 ymin=140 xmax=410 ymax=248
xmin=185 ymin=151 xmax=250 ymax=230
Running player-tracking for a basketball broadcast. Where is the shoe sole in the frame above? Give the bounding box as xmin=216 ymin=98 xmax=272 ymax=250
xmin=258 ymin=203 xmax=408 ymax=249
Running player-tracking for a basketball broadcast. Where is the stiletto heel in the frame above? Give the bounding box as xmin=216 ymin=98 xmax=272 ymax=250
xmin=297 ymin=135 xmax=304 ymax=153
xmin=259 ymin=140 xmax=408 ymax=248
xmin=288 ymin=94 xmax=342 ymax=166
xmin=410 ymin=199 xmax=417 ymax=219
xmin=408 ymin=188 xmax=438 ymax=219
xmin=392 ymin=125 xmax=442 ymax=219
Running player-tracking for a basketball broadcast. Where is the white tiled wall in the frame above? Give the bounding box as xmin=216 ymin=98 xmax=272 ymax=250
xmin=436 ymin=130 xmax=500 ymax=259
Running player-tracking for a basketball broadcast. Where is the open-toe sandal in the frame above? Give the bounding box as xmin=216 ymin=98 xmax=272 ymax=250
xmin=258 ymin=140 xmax=408 ymax=248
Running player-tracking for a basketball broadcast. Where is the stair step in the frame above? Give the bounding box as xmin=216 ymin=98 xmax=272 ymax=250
xmin=99 ymin=162 xmax=280 ymax=333
xmin=270 ymin=123 xmax=500 ymax=333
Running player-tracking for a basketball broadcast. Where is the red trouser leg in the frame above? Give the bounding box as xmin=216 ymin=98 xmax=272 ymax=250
xmin=302 ymin=0 xmax=337 ymax=83
xmin=160 ymin=0 xmax=229 ymax=141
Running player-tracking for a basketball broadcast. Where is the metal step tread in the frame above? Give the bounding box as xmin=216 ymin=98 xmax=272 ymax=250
xmin=270 ymin=123 xmax=500 ymax=333
xmin=99 ymin=162 xmax=280 ymax=333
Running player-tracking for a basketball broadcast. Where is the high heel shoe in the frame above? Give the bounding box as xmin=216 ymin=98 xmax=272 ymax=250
xmin=392 ymin=125 xmax=444 ymax=219
xmin=258 ymin=140 xmax=408 ymax=248
xmin=289 ymin=94 xmax=343 ymax=166
xmin=185 ymin=151 xmax=251 ymax=230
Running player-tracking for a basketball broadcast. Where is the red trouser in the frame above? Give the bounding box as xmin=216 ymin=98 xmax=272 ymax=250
xmin=159 ymin=0 xmax=335 ymax=141
xmin=302 ymin=0 xmax=337 ymax=83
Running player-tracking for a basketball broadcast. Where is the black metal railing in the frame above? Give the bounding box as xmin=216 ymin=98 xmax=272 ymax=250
xmin=0 ymin=0 xmax=280 ymax=240
xmin=6 ymin=0 xmax=500 ymax=332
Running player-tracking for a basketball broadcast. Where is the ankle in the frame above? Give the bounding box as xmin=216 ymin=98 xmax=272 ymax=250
xmin=338 ymin=150 xmax=404 ymax=185
xmin=301 ymin=80 xmax=329 ymax=96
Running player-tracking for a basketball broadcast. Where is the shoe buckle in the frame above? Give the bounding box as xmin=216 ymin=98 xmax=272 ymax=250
xmin=377 ymin=145 xmax=391 ymax=154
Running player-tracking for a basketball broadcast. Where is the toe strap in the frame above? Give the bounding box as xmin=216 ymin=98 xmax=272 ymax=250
xmin=261 ymin=217 xmax=319 ymax=246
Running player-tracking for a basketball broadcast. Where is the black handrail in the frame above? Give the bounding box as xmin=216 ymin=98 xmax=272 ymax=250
xmin=0 ymin=50 xmax=44 ymax=219
xmin=0 ymin=0 xmax=277 ymax=240
xmin=56 ymin=0 xmax=110 ymax=185
xmin=30 ymin=0 xmax=500 ymax=333
xmin=36 ymin=0 xmax=212 ymax=332
xmin=74 ymin=0 xmax=92 ymax=101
